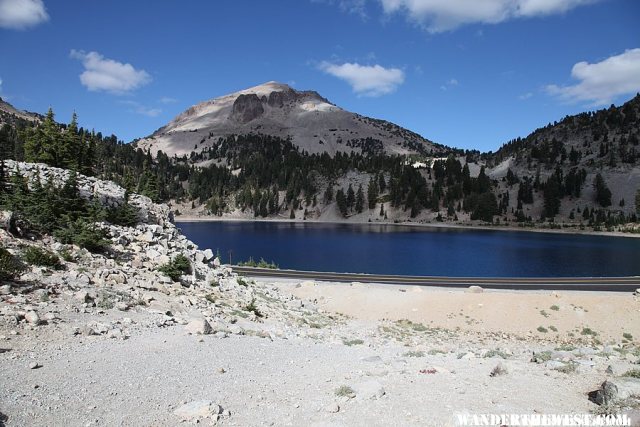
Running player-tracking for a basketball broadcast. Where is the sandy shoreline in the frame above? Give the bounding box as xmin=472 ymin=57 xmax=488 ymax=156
xmin=174 ymin=214 xmax=640 ymax=239
xmin=268 ymin=279 xmax=640 ymax=342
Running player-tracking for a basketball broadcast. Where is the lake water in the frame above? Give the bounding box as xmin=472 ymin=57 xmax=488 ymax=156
xmin=176 ymin=221 xmax=640 ymax=277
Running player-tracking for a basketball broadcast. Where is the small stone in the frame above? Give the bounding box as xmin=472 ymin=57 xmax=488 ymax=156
xmin=43 ymin=313 xmax=58 ymax=322
xmin=185 ymin=318 xmax=212 ymax=335
xmin=203 ymin=249 xmax=214 ymax=261
xmin=354 ymin=380 xmax=385 ymax=400
xmin=325 ymin=402 xmax=340 ymax=413
xmin=465 ymin=286 xmax=484 ymax=293
xmin=217 ymin=367 xmax=226 ymax=374
xmin=173 ymin=401 xmax=221 ymax=420
xmin=107 ymin=328 xmax=125 ymax=339
xmin=75 ymin=291 xmax=91 ymax=303
xmin=29 ymin=362 xmax=41 ymax=369
xmin=114 ymin=302 xmax=129 ymax=311
xmin=24 ymin=311 xmax=40 ymax=325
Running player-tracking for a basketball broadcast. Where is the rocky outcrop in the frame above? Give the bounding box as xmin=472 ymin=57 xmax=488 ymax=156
xmin=3 ymin=160 xmax=172 ymax=226
xmin=0 ymin=162 xmax=330 ymax=345
xmin=230 ymin=94 xmax=264 ymax=123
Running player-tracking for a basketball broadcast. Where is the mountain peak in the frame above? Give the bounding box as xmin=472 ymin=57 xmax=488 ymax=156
xmin=137 ymin=82 xmax=439 ymax=158
xmin=240 ymin=81 xmax=293 ymax=94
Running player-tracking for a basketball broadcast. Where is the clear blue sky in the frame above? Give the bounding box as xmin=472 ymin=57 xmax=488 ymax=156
xmin=1 ymin=0 xmax=639 ymax=151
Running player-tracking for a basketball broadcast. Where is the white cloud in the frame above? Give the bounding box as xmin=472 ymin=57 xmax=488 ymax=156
xmin=70 ymin=50 xmax=152 ymax=94
xmin=518 ymin=92 xmax=534 ymax=100
xmin=440 ymin=78 xmax=458 ymax=91
xmin=0 ymin=0 xmax=48 ymax=29
xmin=313 ymin=0 xmax=368 ymax=18
xmin=378 ymin=0 xmax=600 ymax=33
xmin=120 ymin=100 xmax=162 ymax=117
xmin=546 ymin=48 xmax=640 ymax=106
xmin=319 ymin=62 xmax=405 ymax=96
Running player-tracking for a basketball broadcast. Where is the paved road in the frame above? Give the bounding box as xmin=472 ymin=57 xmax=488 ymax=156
xmin=233 ymin=266 xmax=640 ymax=292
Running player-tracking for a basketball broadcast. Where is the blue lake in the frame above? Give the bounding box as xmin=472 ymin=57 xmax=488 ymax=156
xmin=176 ymin=221 xmax=640 ymax=277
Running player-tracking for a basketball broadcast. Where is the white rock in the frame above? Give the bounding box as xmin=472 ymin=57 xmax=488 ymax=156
xmin=185 ymin=318 xmax=212 ymax=335
xmin=137 ymin=231 xmax=154 ymax=243
xmin=203 ymin=249 xmax=214 ymax=261
xmin=24 ymin=311 xmax=40 ymax=325
xmin=354 ymin=380 xmax=385 ymax=400
xmin=325 ymin=402 xmax=340 ymax=413
xmin=465 ymin=286 xmax=484 ymax=293
xmin=173 ymin=401 xmax=221 ymax=420
xmin=75 ymin=291 xmax=91 ymax=303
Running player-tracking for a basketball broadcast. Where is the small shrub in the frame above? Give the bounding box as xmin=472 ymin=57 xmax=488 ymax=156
xmin=395 ymin=319 xmax=428 ymax=332
xmin=403 ymin=351 xmax=425 ymax=357
xmin=237 ymin=277 xmax=249 ymax=287
xmin=490 ymin=363 xmax=508 ymax=377
xmin=427 ymin=349 xmax=446 ymax=356
xmin=59 ymin=249 xmax=74 ymax=262
xmin=623 ymin=333 xmax=633 ymax=341
xmin=106 ymin=197 xmax=139 ymax=227
xmin=0 ymin=246 xmax=25 ymax=281
xmin=550 ymin=305 xmax=560 ymax=311
xmin=238 ymin=257 xmax=278 ymax=269
xmin=537 ymin=326 xmax=548 ymax=333
xmin=23 ymin=246 xmax=61 ymax=269
xmin=244 ymin=298 xmax=263 ymax=318
xmin=540 ymin=310 xmax=549 ymax=318
xmin=54 ymin=219 xmax=109 ymax=253
xmin=484 ymin=349 xmax=509 ymax=359
xmin=622 ymin=369 xmax=640 ymax=378
xmin=205 ymin=294 xmax=216 ymax=304
xmin=581 ymin=327 xmax=598 ymax=337
xmin=531 ymin=351 xmax=552 ymax=363
xmin=554 ymin=344 xmax=576 ymax=351
xmin=554 ymin=362 xmax=577 ymax=374
xmin=549 ymin=325 xmax=558 ymax=332
xmin=335 ymin=385 xmax=355 ymax=397
xmin=342 ymin=339 xmax=364 ymax=346
xmin=158 ymin=254 xmax=191 ymax=282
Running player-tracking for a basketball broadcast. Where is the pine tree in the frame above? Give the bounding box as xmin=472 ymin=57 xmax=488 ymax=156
xmin=355 ymin=184 xmax=364 ymax=213
xmin=0 ymin=159 xmax=7 ymax=204
xmin=594 ymin=173 xmax=612 ymax=207
xmin=346 ymin=184 xmax=355 ymax=209
xmin=543 ymin=174 xmax=561 ymax=218
xmin=62 ymin=112 xmax=81 ymax=170
xmin=323 ymin=184 xmax=333 ymax=203
xmin=24 ymin=107 xmax=62 ymax=167
xmin=336 ymin=189 xmax=348 ymax=217
xmin=367 ymin=176 xmax=378 ymax=209
xmin=378 ymin=173 xmax=386 ymax=193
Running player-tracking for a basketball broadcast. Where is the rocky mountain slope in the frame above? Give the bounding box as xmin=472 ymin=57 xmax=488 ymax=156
xmin=0 ymin=98 xmax=39 ymax=125
xmin=135 ymin=81 xmax=444 ymax=158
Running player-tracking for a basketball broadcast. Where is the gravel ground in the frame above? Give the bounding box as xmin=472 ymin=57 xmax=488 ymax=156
xmin=2 ymin=316 xmax=635 ymax=427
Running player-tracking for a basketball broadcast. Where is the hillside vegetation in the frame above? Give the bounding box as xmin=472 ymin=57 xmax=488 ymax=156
xmin=1 ymin=95 xmax=639 ymax=233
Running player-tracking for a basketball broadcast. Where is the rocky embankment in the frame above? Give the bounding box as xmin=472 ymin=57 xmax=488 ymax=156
xmin=0 ymin=162 xmax=639 ymax=426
